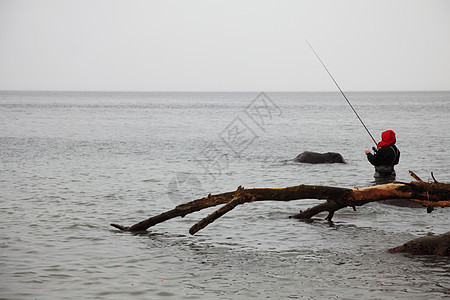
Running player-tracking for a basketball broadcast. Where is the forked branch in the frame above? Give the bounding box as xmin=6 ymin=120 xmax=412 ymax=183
xmin=110 ymin=171 xmax=449 ymax=234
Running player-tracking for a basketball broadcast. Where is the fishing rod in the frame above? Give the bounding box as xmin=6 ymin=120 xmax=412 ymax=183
xmin=306 ymin=40 xmax=378 ymax=146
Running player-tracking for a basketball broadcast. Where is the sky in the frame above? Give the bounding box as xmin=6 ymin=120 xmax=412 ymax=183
xmin=1 ymin=0 xmax=449 ymax=92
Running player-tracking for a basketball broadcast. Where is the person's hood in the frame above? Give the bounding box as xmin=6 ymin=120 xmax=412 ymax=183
xmin=377 ymin=130 xmax=396 ymax=149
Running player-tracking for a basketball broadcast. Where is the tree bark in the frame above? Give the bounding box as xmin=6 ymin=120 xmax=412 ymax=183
xmin=110 ymin=171 xmax=449 ymax=234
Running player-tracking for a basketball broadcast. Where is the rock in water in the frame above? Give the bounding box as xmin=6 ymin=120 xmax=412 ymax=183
xmin=388 ymin=232 xmax=450 ymax=256
xmin=294 ymin=151 xmax=346 ymax=164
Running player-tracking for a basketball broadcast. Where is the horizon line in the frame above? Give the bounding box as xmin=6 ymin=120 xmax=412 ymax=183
xmin=1 ymin=89 xmax=450 ymax=94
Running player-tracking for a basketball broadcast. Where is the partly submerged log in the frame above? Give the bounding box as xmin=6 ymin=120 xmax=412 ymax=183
xmin=111 ymin=171 xmax=449 ymax=235
xmin=388 ymin=231 xmax=450 ymax=256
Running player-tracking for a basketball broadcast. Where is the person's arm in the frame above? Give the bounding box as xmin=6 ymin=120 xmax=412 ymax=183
xmin=393 ymin=147 xmax=400 ymax=165
xmin=366 ymin=148 xmax=389 ymax=166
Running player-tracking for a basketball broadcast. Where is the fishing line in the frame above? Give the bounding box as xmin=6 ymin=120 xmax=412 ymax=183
xmin=306 ymin=40 xmax=378 ymax=146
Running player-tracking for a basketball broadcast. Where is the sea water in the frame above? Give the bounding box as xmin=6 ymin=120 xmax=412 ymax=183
xmin=0 ymin=91 xmax=449 ymax=299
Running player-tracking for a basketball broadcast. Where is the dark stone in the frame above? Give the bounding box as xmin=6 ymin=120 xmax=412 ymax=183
xmin=294 ymin=151 xmax=346 ymax=164
xmin=388 ymin=231 xmax=450 ymax=256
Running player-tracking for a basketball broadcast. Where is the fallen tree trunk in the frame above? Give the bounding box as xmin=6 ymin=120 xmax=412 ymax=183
xmin=111 ymin=171 xmax=449 ymax=235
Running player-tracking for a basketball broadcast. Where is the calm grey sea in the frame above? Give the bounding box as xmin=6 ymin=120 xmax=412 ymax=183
xmin=0 ymin=91 xmax=449 ymax=299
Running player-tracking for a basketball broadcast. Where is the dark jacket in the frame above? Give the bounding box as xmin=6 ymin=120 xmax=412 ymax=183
xmin=366 ymin=145 xmax=400 ymax=174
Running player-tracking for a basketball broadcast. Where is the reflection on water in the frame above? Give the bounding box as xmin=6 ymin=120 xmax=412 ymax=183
xmin=0 ymin=91 xmax=449 ymax=299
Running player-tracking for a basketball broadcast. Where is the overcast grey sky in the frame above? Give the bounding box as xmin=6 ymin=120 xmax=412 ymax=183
xmin=1 ymin=0 xmax=449 ymax=92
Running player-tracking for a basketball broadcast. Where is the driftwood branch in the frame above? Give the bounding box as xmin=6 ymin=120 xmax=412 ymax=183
xmin=111 ymin=184 xmax=352 ymax=232
xmin=111 ymin=171 xmax=449 ymax=234
xmin=189 ymin=186 xmax=254 ymax=235
xmin=409 ymin=170 xmax=423 ymax=182
xmin=431 ymin=172 xmax=439 ymax=183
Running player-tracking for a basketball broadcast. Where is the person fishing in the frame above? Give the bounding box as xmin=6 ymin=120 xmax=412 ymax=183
xmin=306 ymin=41 xmax=400 ymax=180
xmin=365 ymin=130 xmax=400 ymax=179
